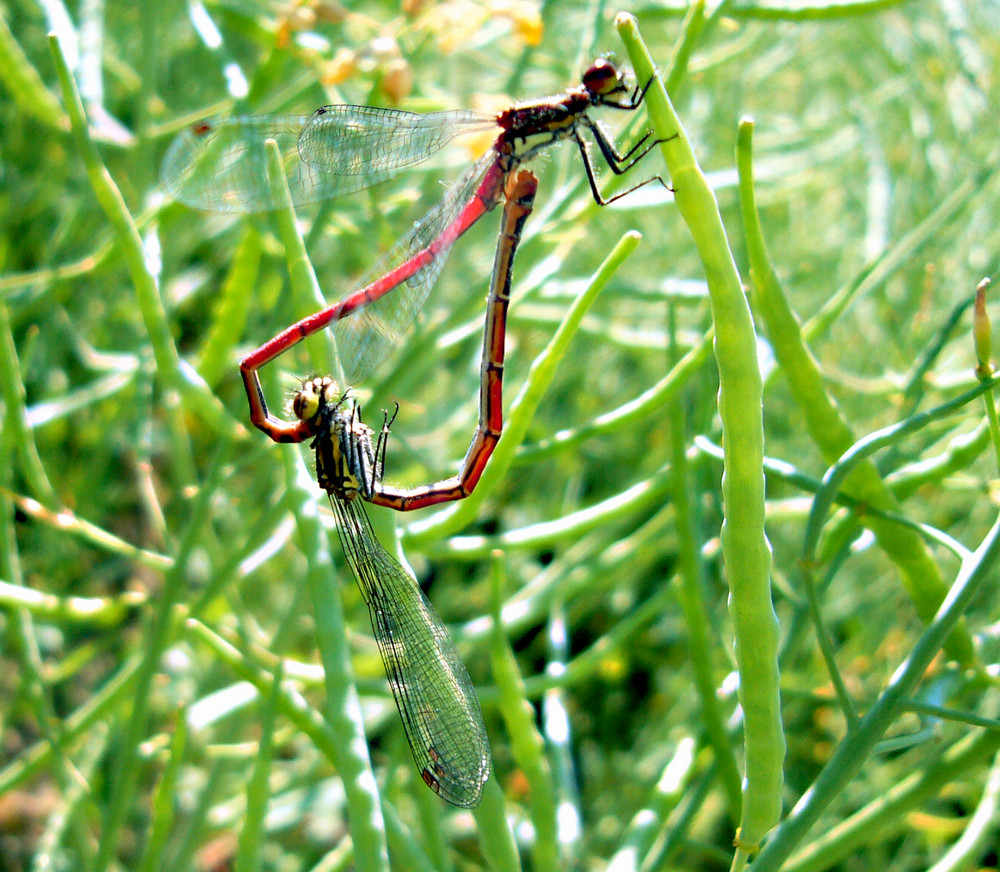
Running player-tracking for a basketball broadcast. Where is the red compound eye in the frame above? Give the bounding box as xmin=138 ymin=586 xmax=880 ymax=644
xmin=582 ymin=58 xmax=620 ymax=95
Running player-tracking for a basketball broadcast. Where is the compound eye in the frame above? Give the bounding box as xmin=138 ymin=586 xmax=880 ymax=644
xmin=292 ymin=381 xmax=321 ymax=421
xmin=582 ymin=58 xmax=620 ymax=95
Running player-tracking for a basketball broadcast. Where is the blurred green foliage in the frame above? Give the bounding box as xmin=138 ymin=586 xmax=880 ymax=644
xmin=2 ymin=1 xmax=1000 ymax=870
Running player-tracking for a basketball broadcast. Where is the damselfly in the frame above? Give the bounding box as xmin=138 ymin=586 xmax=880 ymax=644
xmin=277 ymin=170 xmax=536 ymax=805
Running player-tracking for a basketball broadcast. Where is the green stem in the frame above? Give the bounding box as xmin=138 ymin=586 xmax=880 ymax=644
xmin=753 ymin=513 xmax=1000 ymax=870
xmin=668 ymin=308 xmax=742 ymax=819
xmin=261 ymin=135 xmax=389 ymax=870
xmin=48 ymin=34 xmax=240 ymax=440
xmin=736 ymin=117 xmax=976 ymax=666
xmin=618 ymin=15 xmax=783 ymax=853
xmin=489 ymin=556 xmax=558 ymax=871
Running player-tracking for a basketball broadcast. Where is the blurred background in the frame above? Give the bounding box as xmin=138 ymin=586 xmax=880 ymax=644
xmin=2 ymin=1 xmax=1000 ymax=869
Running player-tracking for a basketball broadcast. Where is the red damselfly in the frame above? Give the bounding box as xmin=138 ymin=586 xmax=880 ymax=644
xmin=283 ymin=170 xmax=536 ymax=805
xmin=161 ymin=59 xmax=670 ymax=391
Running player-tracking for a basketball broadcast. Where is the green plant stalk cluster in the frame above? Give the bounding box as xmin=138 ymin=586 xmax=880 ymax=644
xmin=92 ymin=450 xmax=229 ymax=872
xmin=734 ymin=113 xmax=1000 ymax=868
xmin=406 ymin=230 xmax=643 ymax=544
xmin=515 ymin=327 xmax=714 ymax=463
xmin=49 ymin=35 xmax=239 ymax=441
xmin=784 ymin=726 xmax=1000 ymax=872
xmin=752 ymin=513 xmax=1000 ymax=870
xmin=735 ymin=120 xmax=976 ymax=666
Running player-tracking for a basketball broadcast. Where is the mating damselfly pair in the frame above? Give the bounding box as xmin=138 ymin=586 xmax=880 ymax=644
xmin=163 ymin=57 xmax=668 ymax=807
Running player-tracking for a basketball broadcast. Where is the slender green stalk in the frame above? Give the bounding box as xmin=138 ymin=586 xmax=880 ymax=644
xmin=736 ymin=117 xmax=976 ymax=665
xmin=541 ymin=600 xmax=581 ymax=868
xmin=235 ymin=662 xmax=282 ymax=872
xmin=0 ymin=578 xmax=145 ymax=626
xmin=605 ymin=737 xmax=698 ymax=869
xmin=664 ymin=0 xmax=707 ymax=95
xmin=618 ymin=16 xmax=782 ymax=857
xmin=752 ymin=513 xmax=1000 ymax=870
xmin=413 ymin=460 xmax=674 ymax=559
xmin=490 ymin=556 xmax=558 ymax=871
xmin=668 ymin=311 xmax=742 ymax=819
xmin=973 ymin=279 xmax=1000 ymax=474
xmin=0 ymin=302 xmax=58 ymax=505
xmin=198 ymin=226 xmax=262 ymax=388
xmin=48 ymin=34 xmax=240 ymax=440
xmin=642 ymin=764 xmax=723 ymax=869
xmin=137 ymin=712 xmax=188 ymax=872
xmin=977 ymin=385 xmax=1000 ymax=473
xmin=262 ymin=139 xmax=331 ymax=374
xmin=167 ymin=757 xmax=229 ymax=871
xmin=515 ymin=328 xmax=714 ymax=463
xmin=381 ymin=804 xmax=438 ymax=872
xmin=888 ymin=419 xmax=990 ymax=499
xmin=797 ymin=563 xmax=858 ymax=726
xmin=472 ymin=776 xmax=522 ymax=872
xmin=413 ymin=780 xmax=449 ymax=871
xmin=2 ymin=490 xmax=171 ymax=572
xmin=0 ymin=11 xmax=65 ymax=128
xmin=708 ymin=0 xmax=913 ymax=20
xmin=30 ymin=723 xmax=105 ymax=872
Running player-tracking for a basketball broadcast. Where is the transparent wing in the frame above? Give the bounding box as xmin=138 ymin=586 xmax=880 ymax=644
xmin=330 ymin=149 xmax=498 ymax=384
xmin=162 ymin=115 xmax=329 ymax=212
xmin=297 ymin=106 xmax=494 ymax=175
xmin=160 ymin=108 xmax=494 ymax=213
xmin=330 ymin=492 xmax=490 ymax=808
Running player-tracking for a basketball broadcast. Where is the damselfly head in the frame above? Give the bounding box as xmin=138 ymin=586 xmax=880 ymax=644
xmin=582 ymin=57 xmax=626 ymax=98
xmin=292 ymin=376 xmax=343 ymax=422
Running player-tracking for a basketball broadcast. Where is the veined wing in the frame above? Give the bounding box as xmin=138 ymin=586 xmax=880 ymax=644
xmin=160 ymin=108 xmax=494 ymax=213
xmin=329 ymin=149 xmax=499 ymax=384
xmin=297 ymin=106 xmax=494 ymax=175
xmin=330 ymin=491 xmax=490 ymax=808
